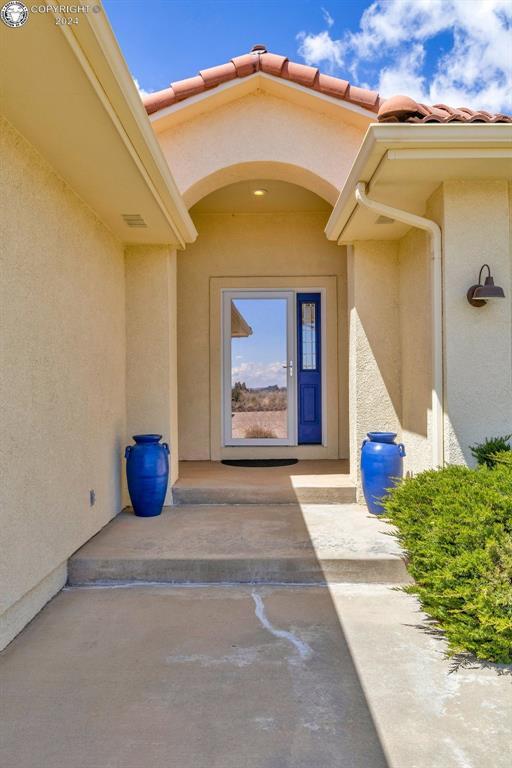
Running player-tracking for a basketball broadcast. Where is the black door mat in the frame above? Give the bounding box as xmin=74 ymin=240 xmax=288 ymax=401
xmin=221 ymin=459 xmax=299 ymax=468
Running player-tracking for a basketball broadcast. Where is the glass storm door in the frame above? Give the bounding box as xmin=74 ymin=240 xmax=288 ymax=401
xmin=223 ymin=291 xmax=296 ymax=446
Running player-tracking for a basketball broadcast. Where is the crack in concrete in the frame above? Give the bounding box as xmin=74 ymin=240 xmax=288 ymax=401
xmin=252 ymin=590 xmax=312 ymax=660
xmin=443 ymin=736 xmax=475 ymax=768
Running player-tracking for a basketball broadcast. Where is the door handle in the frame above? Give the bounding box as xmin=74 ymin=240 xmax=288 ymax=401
xmin=282 ymin=361 xmax=293 ymax=377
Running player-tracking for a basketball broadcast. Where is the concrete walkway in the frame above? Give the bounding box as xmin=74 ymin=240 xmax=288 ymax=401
xmin=1 ymin=584 xmax=510 ymax=768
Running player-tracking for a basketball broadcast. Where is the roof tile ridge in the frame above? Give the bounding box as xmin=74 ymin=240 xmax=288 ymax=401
xmin=315 ymin=72 xmax=349 ymax=100
xmin=143 ymin=85 xmax=177 ymax=115
xmin=281 ymin=59 xmax=319 ymax=88
xmin=259 ymin=51 xmax=288 ymax=77
xmin=345 ymin=83 xmax=380 ymax=111
xmin=171 ymin=74 xmax=206 ymax=101
xmin=199 ymin=61 xmax=237 ymax=89
xmin=230 ymin=52 xmax=260 ymax=77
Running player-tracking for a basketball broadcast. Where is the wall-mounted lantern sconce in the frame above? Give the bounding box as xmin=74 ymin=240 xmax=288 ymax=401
xmin=467 ymin=264 xmax=506 ymax=307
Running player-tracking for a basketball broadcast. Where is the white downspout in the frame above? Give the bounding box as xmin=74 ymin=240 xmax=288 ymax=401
xmin=354 ymin=182 xmax=444 ymax=468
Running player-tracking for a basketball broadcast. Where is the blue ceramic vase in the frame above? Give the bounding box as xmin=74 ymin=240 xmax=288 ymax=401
xmin=361 ymin=432 xmax=405 ymax=515
xmin=124 ymin=434 xmax=169 ymax=517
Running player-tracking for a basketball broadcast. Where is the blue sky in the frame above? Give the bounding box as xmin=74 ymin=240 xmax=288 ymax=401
xmin=104 ymin=0 xmax=512 ymax=112
xmin=231 ymin=299 xmax=287 ymax=389
xmin=104 ymin=1 xmax=368 ymax=90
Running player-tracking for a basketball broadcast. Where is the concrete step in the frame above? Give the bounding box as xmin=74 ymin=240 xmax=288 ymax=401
xmin=172 ymin=485 xmax=357 ymax=505
xmin=68 ymin=504 xmax=410 ymax=586
xmin=172 ymin=460 xmax=356 ymax=505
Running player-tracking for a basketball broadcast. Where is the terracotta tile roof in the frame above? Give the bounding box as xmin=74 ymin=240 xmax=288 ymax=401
xmin=142 ymin=46 xmax=511 ymax=124
xmin=142 ymin=44 xmax=380 ymax=115
xmin=377 ymin=94 xmax=512 ymax=124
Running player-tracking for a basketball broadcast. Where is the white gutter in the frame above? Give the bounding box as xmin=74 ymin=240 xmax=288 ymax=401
xmin=387 ymin=148 xmax=512 ymax=161
xmin=325 ymin=124 xmax=512 ymax=242
xmin=355 ymin=182 xmax=444 ymax=468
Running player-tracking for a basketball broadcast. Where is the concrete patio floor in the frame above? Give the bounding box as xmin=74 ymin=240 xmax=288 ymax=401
xmin=1 ymin=584 xmax=510 ymax=768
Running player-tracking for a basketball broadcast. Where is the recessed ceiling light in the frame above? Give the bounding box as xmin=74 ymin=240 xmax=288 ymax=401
xmin=252 ymin=188 xmax=267 ymax=197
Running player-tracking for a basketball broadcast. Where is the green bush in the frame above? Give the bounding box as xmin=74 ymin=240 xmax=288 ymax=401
xmin=470 ymin=435 xmax=511 ymax=468
xmin=383 ymin=464 xmax=512 ymax=663
xmin=491 ymin=450 xmax=512 ymax=468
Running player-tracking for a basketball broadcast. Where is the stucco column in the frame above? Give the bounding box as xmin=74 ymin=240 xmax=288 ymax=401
xmin=347 ymin=242 xmax=402 ymax=491
xmin=442 ymin=180 xmax=512 ymax=464
xmin=125 ymin=245 xmax=179 ymax=503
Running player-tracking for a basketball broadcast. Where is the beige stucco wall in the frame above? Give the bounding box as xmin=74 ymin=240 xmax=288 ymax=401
xmin=346 ymin=179 xmax=512 ymax=482
xmin=178 ymin=212 xmax=348 ymax=460
xmin=347 ymin=242 xmax=402 ymax=486
xmin=398 ymin=227 xmax=432 ymax=475
xmin=125 ymin=246 xmax=179 ymax=494
xmin=442 ymin=180 xmax=512 ymax=464
xmin=0 ymin=118 xmax=126 ymax=649
xmin=157 ymin=92 xmax=366 ymax=205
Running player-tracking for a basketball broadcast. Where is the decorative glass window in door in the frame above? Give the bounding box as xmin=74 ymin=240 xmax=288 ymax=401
xmin=301 ymin=302 xmax=317 ymax=370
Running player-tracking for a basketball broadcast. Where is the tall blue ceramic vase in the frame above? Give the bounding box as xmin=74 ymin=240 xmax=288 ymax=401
xmin=125 ymin=434 xmax=169 ymax=517
xmin=361 ymin=432 xmax=405 ymax=515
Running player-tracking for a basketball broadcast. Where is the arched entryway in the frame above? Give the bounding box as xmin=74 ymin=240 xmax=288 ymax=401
xmin=176 ymin=176 xmax=349 ymax=464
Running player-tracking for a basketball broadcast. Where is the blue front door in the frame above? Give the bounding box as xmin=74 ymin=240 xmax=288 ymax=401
xmin=297 ymin=293 xmax=322 ymax=444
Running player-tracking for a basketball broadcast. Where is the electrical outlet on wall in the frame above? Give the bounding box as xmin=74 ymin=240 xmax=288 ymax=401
xmin=89 ymin=489 xmax=96 ymax=507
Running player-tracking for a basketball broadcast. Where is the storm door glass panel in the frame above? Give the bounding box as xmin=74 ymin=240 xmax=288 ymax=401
xmin=230 ymin=298 xmax=288 ymax=440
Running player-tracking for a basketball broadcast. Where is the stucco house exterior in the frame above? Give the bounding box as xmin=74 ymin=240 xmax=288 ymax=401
xmin=1 ymin=10 xmax=511 ymax=650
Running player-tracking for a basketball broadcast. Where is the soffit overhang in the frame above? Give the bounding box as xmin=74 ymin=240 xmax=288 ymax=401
xmin=0 ymin=9 xmax=196 ymax=247
xmin=325 ymin=124 xmax=512 ymax=243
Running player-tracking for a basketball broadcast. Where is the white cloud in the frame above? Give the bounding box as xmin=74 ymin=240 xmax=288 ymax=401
xmin=296 ymin=30 xmax=344 ymax=72
xmin=133 ymin=77 xmax=150 ymax=99
xmin=296 ymin=0 xmax=512 ymax=112
xmin=321 ymin=7 xmax=335 ymax=28
xmin=377 ymin=43 xmax=429 ymax=103
xmin=232 ymin=361 xmax=286 ymax=388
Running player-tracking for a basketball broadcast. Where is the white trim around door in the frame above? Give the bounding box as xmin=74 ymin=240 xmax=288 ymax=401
xmin=209 ymin=276 xmax=339 ymax=462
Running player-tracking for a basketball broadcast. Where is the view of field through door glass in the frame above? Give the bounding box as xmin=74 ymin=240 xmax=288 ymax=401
xmin=230 ymin=298 xmax=288 ymax=440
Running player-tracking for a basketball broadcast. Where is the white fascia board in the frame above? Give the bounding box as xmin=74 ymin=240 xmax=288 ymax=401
xmin=325 ymin=123 xmax=512 ymax=242
xmin=368 ymin=122 xmax=512 ymax=145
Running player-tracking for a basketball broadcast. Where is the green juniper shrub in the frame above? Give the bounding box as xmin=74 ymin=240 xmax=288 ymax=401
xmin=470 ymin=435 xmax=511 ymax=468
xmin=490 ymin=450 xmax=512 ymax=468
xmin=383 ymin=464 xmax=512 ymax=663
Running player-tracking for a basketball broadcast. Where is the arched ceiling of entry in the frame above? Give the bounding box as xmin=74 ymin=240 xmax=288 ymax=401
xmin=184 ymin=162 xmax=338 ymax=209
xmin=191 ymin=179 xmax=331 ymax=214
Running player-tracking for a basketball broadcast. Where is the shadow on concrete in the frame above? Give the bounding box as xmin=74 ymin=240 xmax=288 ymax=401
xmin=405 ymin=616 xmax=512 ymax=677
xmin=1 ymin=459 xmax=394 ymax=768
